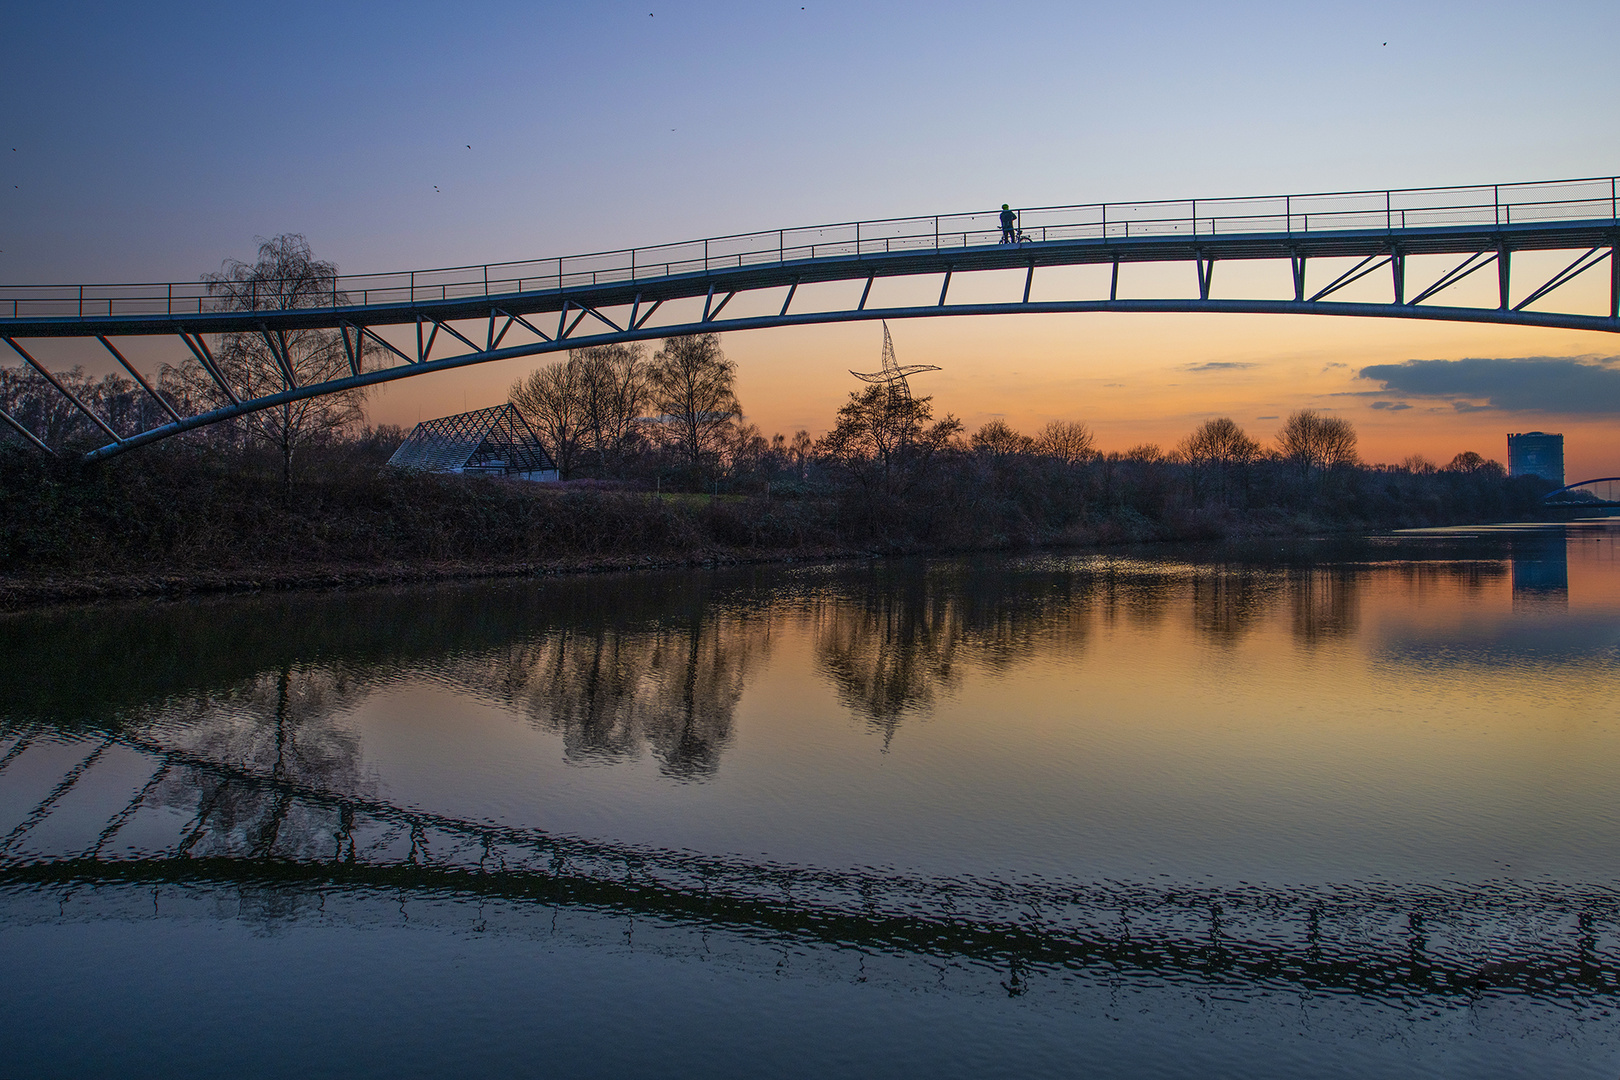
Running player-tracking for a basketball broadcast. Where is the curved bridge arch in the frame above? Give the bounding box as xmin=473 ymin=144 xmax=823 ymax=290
xmin=1545 ymin=477 xmax=1620 ymax=505
xmin=1 ymin=176 xmax=1617 ymax=460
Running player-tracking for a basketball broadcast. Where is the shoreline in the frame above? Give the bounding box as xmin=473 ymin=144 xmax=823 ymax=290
xmin=0 ymin=523 xmax=1550 ymax=613
xmin=0 ymin=547 xmax=866 ymax=612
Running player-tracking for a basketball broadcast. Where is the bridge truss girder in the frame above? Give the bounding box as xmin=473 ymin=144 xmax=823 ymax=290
xmin=2 ymin=219 xmax=1617 ymax=461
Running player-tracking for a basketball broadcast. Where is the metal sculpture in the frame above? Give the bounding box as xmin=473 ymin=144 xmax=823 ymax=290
xmin=849 ymin=321 xmax=938 ymax=399
xmin=387 ymin=402 xmax=558 ymax=480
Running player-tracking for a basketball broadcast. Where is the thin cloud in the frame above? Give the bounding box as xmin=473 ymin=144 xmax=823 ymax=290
xmin=1370 ymin=401 xmax=1412 ymax=411
xmin=1183 ymin=361 xmax=1255 ymax=372
xmin=1358 ymin=356 xmax=1620 ymax=414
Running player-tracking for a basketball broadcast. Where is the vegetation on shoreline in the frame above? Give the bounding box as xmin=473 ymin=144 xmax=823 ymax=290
xmin=0 ymin=392 xmax=1551 ymax=605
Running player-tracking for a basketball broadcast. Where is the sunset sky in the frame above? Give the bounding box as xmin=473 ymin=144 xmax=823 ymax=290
xmin=3 ymin=1 xmax=1617 ymax=477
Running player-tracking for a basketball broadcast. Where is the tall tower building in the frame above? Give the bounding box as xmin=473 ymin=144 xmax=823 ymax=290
xmin=1507 ymin=432 xmax=1564 ymax=486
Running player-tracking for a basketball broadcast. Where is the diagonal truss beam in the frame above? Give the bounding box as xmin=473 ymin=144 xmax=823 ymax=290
xmin=1308 ymin=253 xmax=1391 ymax=303
xmin=98 ymin=336 xmax=183 ymax=422
xmin=1513 ymin=246 xmax=1612 ymax=312
xmin=0 ymin=406 xmax=53 ymax=454
xmin=338 ymin=322 xmax=362 ymax=377
xmin=634 ymin=298 xmax=664 ymax=330
xmin=3 ymin=337 xmax=124 ymax=443
xmin=359 ymin=324 xmax=414 ymax=366
xmin=417 ymin=315 xmax=439 ymax=364
xmin=425 ymin=316 xmax=481 ymax=356
xmin=1407 ymin=250 xmax=1498 ymax=307
xmin=259 ymin=327 xmax=297 ymax=389
xmin=179 ymin=332 xmax=239 ymax=405
xmin=495 ymin=308 xmax=554 ymax=345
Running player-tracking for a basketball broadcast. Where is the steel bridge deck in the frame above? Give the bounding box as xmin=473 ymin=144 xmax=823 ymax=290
xmin=0 ymin=175 xmax=1617 ymax=459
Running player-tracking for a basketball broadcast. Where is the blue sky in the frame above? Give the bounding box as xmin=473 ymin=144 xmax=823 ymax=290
xmin=3 ymin=0 xmax=1618 ymax=471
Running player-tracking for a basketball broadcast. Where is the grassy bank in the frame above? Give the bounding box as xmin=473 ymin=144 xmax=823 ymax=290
xmin=0 ymin=441 xmax=1554 ymax=608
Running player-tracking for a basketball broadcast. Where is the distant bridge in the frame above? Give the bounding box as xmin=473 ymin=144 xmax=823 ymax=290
xmin=1544 ymin=477 xmax=1620 ymax=514
xmin=1 ymin=176 xmax=1618 ymax=460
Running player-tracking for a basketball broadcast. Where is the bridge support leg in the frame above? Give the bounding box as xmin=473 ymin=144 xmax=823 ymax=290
xmin=1110 ymin=258 xmax=1119 ymax=302
xmin=1498 ymin=245 xmax=1511 ymax=310
xmin=1611 ymin=243 xmax=1618 ymax=320
xmin=1291 ymin=252 xmax=1305 ymax=302
xmin=1391 ymin=249 xmax=1405 ymax=305
xmin=1023 ymin=262 xmax=1034 ymax=304
xmin=1196 ymin=252 xmax=1214 ymax=301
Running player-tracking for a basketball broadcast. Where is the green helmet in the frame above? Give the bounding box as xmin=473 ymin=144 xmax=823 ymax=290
xmin=1002 ymin=204 xmax=1010 ymax=210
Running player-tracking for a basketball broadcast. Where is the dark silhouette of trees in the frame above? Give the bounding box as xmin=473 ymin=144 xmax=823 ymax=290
xmin=575 ymin=343 xmax=648 ymax=472
xmin=1178 ymin=416 xmax=1263 ymax=503
xmin=192 ymin=234 xmax=371 ymax=488
xmin=511 ymin=343 xmax=652 ymax=480
xmin=0 ymin=365 xmax=173 ymax=448
xmin=1178 ymin=417 xmax=1262 ymax=468
xmin=647 ymin=333 xmax=741 ymax=483
xmin=971 ymin=418 xmax=1034 ymax=458
xmin=510 ymin=357 xmax=587 ymax=479
xmin=1275 ymin=409 xmax=1358 ymax=473
xmin=817 ymin=382 xmax=961 ymax=522
xmin=1032 ymin=419 xmax=1096 ymax=465
xmin=1444 ymin=450 xmax=1505 ymax=477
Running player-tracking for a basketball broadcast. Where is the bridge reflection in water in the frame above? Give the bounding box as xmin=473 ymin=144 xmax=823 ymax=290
xmin=3 ymin=536 xmax=1619 ymax=1033
xmin=3 ymin=725 xmax=1620 ymax=1007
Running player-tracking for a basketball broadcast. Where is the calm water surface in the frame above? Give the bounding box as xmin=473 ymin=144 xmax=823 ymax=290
xmin=2 ymin=524 xmax=1618 ymax=1078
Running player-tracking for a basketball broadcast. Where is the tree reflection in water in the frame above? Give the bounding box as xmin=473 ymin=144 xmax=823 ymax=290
xmin=810 ymin=562 xmax=1099 ymax=744
xmin=4 ymin=537 xmax=1620 ymax=1030
xmin=455 ymin=611 xmax=768 ymax=779
xmin=0 ymin=539 xmax=1592 ymax=792
xmin=144 ymin=664 xmax=373 ymax=861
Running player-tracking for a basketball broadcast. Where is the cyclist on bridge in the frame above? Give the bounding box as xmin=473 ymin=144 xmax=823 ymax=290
xmin=999 ymin=204 xmax=1018 ymax=244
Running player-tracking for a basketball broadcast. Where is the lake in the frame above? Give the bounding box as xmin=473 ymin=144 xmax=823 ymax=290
xmin=2 ymin=522 xmax=1618 ymax=1078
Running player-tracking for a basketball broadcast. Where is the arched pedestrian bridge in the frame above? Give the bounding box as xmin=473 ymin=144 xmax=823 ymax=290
xmin=2 ymin=176 xmax=1618 ymax=460
xmin=1544 ymin=477 xmax=1620 ymax=514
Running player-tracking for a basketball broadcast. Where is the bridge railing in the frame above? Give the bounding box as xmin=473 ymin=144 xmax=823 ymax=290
xmin=2 ymin=177 xmax=1615 ymax=323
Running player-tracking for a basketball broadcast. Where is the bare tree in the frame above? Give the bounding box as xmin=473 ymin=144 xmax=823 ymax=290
xmin=510 ymin=357 xmax=586 ymax=479
xmin=1275 ymin=409 xmax=1358 ymax=473
xmin=1032 ymin=419 xmax=1096 ymax=465
xmin=788 ymin=429 xmax=813 ymax=480
xmin=1121 ymin=443 xmax=1166 ymax=463
xmin=194 ymin=235 xmax=371 ymax=487
xmin=573 ymin=342 xmax=648 ymax=471
xmin=1178 ymin=416 xmax=1262 ymax=502
xmin=971 ymin=418 xmax=1034 ymax=458
xmin=1402 ymin=454 xmax=1437 ymax=474
xmin=647 ymin=333 xmax=741 ymax=481
xmin=817 ymin=381 xmax=961 ymax=506
xmin=1178 ymin=417 xmax=1262 ymax=467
